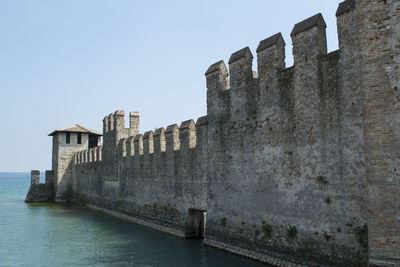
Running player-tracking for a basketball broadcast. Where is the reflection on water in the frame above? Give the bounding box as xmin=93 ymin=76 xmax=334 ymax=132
xmin=0 ymin=173 xmax=269 ymax=267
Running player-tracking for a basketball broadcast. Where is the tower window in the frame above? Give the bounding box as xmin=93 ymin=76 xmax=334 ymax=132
xmin=77 ymin=133 xmax=82 ymax=144
xmin=66 ymin=133 xmax=70 ymax=144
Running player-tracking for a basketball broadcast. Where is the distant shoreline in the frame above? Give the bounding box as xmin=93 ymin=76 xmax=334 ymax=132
xmin=0 ymin=172 xmax=30 ymax=177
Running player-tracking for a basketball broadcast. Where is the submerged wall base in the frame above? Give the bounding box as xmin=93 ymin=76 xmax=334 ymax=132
xmin=86 ymin=203 xmax=324 ymax=266
xmin=86 ymin=204 xmax=186 ymax=238
xmin=87 ymin=202 xmax=308 ymax=267
xmin=204 ymin=238 xmax=309 ymax=267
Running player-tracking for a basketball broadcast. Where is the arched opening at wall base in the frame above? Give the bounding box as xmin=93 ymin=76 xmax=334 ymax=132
xmin=185 ymin=208 xmax=206 ymax=239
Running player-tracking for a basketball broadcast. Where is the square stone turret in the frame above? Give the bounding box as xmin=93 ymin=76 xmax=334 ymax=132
xmin=49 ymin=124 xmax=102 ymax=201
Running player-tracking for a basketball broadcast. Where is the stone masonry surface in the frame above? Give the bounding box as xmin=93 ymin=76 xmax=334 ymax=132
xmin=26 ymin=1 xmax=399 ymax=266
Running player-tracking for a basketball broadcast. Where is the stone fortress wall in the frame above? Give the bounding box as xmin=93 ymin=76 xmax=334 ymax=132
xmin=27 ymin=0 xmax=400 ymax=266
xmin=73 ymin=111 xmax=209 ymax=238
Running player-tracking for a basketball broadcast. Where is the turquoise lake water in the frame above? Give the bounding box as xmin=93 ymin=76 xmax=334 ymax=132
xmin=0 ymin=173 xmax=268 ymax=267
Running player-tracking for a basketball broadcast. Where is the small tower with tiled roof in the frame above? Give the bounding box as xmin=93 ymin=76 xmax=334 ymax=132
xmin=49 ymin=124 xmax=102 ymax=201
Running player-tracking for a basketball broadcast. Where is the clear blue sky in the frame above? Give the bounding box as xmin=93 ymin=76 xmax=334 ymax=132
xmin=0 ymin=0 xmax=343 ymax=172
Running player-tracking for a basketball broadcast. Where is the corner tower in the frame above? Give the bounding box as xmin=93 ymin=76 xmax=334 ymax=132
xmin=49 ymin=124 xmax=102 ymax=201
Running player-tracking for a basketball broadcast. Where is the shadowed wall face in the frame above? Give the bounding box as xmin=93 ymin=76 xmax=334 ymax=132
xmin=355 ymin=0 xmax=400 ymax=264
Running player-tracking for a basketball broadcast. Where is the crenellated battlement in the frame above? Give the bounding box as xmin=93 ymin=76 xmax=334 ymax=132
xmin=103 ymin=110 xmax=139 ymax=136
xmin=154 ymin=127 xmax=166 ymax=153
xmin=106 ymin=114 xmax=205 ymax=159
xmin=134 ymin=134 xmax=143 ymax=155
xmin=204 ymin=12 xmax=344 ymax=137
xmin=74 ymin=146 xmax=102 ymax=165
xmin=179 ymin=120 xmax=196 ymax=150
xmin=256 ymin=33 xmax=286 ymax=79
xmin=143 ymin=131 xmax=154 ymax=154
xmin=206 ymin=13 xmax=328 ymax=85
xmin=165 ymin=124 xmax=180 ymax=151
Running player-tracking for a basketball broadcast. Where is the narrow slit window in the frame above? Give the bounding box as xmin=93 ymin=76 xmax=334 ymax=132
xmin=77 ymin=133 xmax=81 ymax=144
xmin=66 ymin=132 xmax=70 ymax=144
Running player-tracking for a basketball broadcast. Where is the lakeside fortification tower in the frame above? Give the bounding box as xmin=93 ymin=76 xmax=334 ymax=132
xmin=49 ymin=125 xmax=102 ymax=201
xmin=26 ymin=125 xmax=102 ymax=202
